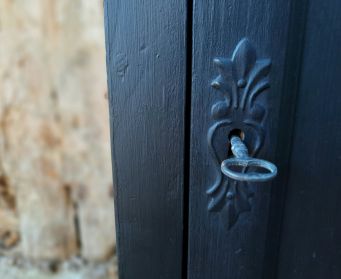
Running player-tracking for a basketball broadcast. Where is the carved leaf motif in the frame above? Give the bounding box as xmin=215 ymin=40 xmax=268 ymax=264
xmin=211 ymin=101 xmax=230 ymax=120
xmin=222 ymin=200 xmax=238 ymax=230
xmin=241 ymin=59 xmax=271 ymax=109
xmin=232 ymin=38 xmax=256 ymax=82
xmin=211 ymin=58 xmax=233 ymax=104
xmin=236 ymin=183 xmax=253 ymax=212
xmin=249 ymin=103 xmax=266 ymax=123
xmin=214 ymin=58 xmax=233 ymax=81
xmin=207 ymin=180 xmax=228 ymax=212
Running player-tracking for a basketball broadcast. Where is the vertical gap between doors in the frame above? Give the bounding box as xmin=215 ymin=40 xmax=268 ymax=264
xmin=182 ymin=0 xmax=193 ymax=279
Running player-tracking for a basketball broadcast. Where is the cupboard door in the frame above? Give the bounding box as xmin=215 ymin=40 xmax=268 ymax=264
xmin=104 ymin=1 xmax=188 ymax=278
xmin=277 ymin=0 xmax=341 ymax=278
xmin=188 ymin=1 xmax=306 ymax=279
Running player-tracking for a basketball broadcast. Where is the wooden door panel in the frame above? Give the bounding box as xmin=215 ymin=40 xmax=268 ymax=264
xmin=104 ymin=1 xmax=188 ymax=278
xmin=188 ymin=1 xmax=305 ymax=279
xmin=277 ymin=0 xmax=341 ymax=278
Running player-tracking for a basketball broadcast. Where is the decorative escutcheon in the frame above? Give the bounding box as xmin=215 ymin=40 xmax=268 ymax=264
xmin=207 ymin=38 xmax=277 ymax=230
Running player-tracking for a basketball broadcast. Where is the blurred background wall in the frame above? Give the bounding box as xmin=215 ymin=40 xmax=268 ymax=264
xmin=0 ymin=0 xmax=117 ymax=278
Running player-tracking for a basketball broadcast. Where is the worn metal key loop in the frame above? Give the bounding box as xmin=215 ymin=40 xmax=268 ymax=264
xmin=221 ymin=136 xmax=277 ymax=182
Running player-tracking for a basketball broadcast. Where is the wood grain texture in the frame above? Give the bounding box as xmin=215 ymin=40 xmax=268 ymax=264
xmin=188 ymin=1 xmax=299 ymax=278
xmin=277 ymin=0 xmax=341 ymax=278
xmin=104 ymin=0 xmax=187 ymax=278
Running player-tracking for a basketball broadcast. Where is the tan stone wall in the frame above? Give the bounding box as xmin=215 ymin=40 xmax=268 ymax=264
xmin=0 ymin=0 xmax=116 ymax=278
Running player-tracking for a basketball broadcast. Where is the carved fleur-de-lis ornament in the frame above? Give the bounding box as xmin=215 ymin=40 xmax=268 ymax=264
xmin=207 ymin=38 xmax=271 ymax=230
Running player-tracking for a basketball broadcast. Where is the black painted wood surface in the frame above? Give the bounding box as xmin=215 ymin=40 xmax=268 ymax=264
xmin=104 ymin=1 xmax=341 ymax=278
xmin=277 ymin=0 xmax=341 ymax=278
xmin=188 ymin=1 xmax=304 ymax=279
xmin=104 ymin=1 xmax=188 ymax=278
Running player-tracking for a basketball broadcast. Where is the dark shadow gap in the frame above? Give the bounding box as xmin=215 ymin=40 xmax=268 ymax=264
xmin=182 ymin=0 xmax=193 ymax=279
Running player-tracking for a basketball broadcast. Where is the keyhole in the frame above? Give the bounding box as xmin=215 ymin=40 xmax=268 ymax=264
xmin=228 ymin=129 xmax=245 ymax=140
xmin=227 ymin=129 xmax=245 ymax=157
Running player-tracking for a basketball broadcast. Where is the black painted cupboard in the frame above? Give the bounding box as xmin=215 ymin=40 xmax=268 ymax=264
xmin=104 ymin=1 xmax=341 ymax=278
